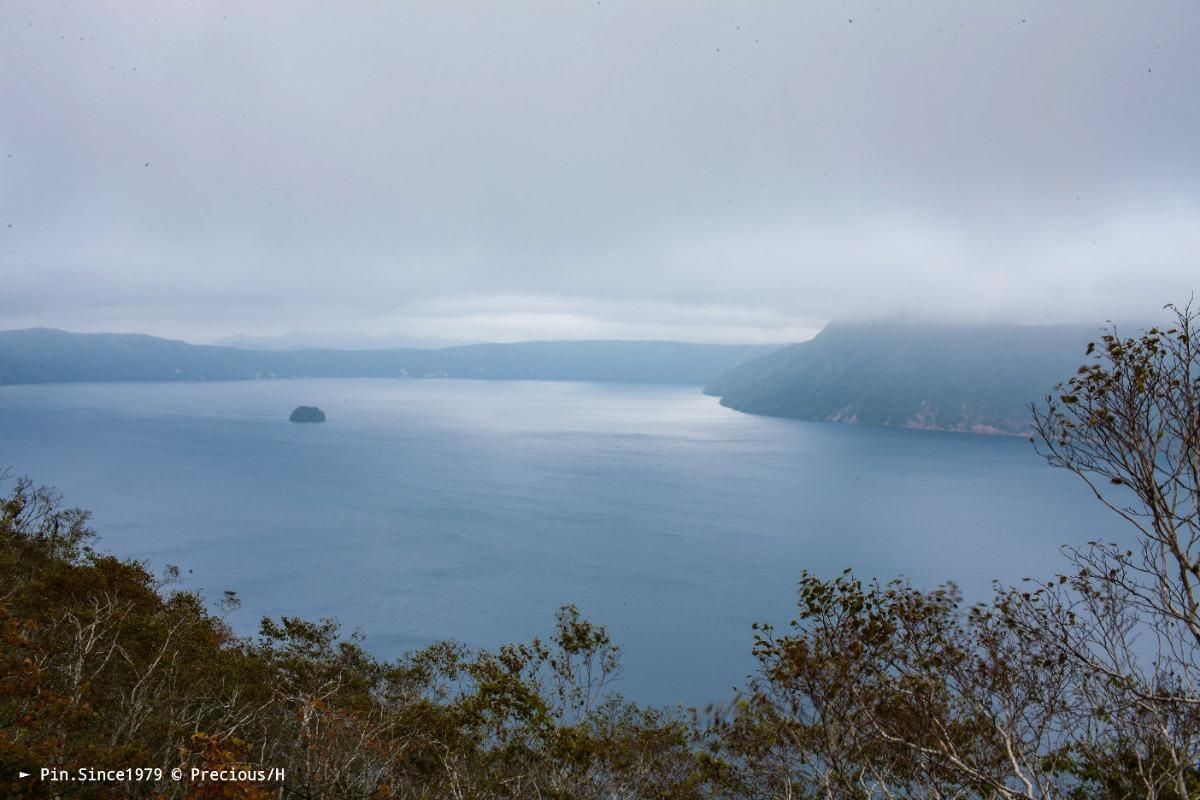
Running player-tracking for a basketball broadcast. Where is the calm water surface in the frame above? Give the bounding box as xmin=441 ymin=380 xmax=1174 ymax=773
xmin=0 ymin=379 xmax=1120 ymax=706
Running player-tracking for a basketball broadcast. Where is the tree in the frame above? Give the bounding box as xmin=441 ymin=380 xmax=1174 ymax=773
xmin=1033 ymin=301 xmax=1200 ymax=648
xmin=708 ymin=571 xmax=1083 ymax=799
xmin=1012 ymin=301 xmax=1200 ymax=797
xmin=709 ymin=302 xmax=1200 ymax=799
xmin=0 ymin=477 xmax=703 ymax=799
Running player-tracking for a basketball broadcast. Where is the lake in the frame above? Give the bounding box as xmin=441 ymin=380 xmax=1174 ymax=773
xmin=0 ymin=378 xmax=1120 ymax=706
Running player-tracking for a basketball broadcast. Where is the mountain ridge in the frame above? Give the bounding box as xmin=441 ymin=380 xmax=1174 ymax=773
xmin=704 ymin=321 xmax=1100 ymax=435
xmin=0 ymin=328 xmax=780 ymax=387
xmin=213 ymin=330 xmax=475 ymax=351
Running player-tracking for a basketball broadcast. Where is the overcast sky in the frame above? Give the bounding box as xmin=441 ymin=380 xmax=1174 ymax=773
xmin=1 ymin=2 xmax=1197 ymax=344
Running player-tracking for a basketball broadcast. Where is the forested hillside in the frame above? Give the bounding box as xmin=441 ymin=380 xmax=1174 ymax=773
xmin=705 ymin=321 xmax=1097 ymax=434
xmin=0 ymin=328 xmax=777 ymax=387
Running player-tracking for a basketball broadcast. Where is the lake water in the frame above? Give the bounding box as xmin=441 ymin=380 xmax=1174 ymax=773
xmin=0 ymin=378 xmax=1121 ymax=706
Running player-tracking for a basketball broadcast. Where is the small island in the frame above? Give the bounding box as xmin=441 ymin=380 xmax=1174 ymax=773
xmin=289 ymin=405 xmax=326 ymax=423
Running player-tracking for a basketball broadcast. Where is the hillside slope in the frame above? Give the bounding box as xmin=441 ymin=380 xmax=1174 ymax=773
xmin=0 ymin=328 xmax=778 ymax=387
xmin=704 ymin=322 xmax=1097 ymax=434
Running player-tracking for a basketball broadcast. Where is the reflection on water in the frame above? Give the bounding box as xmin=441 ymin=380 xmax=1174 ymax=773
xmin=0 ymin=378 xmax=1119 ymax=705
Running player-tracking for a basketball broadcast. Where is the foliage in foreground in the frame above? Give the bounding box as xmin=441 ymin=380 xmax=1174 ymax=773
xmin=0 ymin=481 xmax=702 ymax=799
xmin=3 ymin=302 xmax=1200 ymax=799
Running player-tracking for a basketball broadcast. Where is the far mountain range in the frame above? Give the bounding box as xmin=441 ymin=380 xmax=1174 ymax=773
xmin=0 ymin=328 xmax=775 ymax=387
xmin=213 ymin=330 xmax=477 ymax=351
xmin=0 ymin=322 xmax=1105 ymax=435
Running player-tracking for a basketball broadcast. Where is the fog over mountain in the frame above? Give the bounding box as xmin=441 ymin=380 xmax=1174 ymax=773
xmin=213 ymin=331 xmax=475 ymax=351
xmin=705 ymin=321 xmax=1094 ymax=435
xmin=1 ymin=2 xmax=1197 ymax=341
xmin=0 ymin=328 xmax=778 ymax=387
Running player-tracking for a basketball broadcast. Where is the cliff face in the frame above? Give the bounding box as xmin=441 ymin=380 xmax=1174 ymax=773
xmin=704 ymin=321 xmax=1098 ymax=435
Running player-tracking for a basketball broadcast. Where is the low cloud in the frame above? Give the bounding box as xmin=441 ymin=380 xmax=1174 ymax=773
xmin=1 ymin=1 xmax=1196 ymax=342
